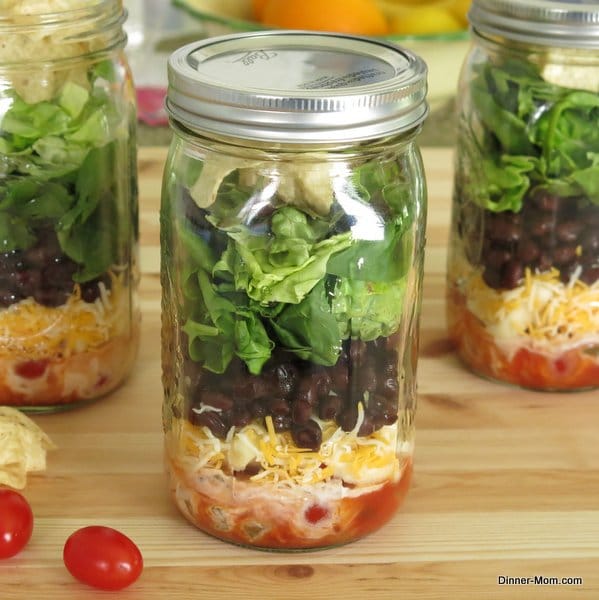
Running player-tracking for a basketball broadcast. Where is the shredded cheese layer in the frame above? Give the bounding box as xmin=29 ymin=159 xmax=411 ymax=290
xmin=175 ymin=406 xmax=403 ymax=491
xmin=462 ymin=265 xmax=599 ymax=354
xmin=0 ymin=276 xmax=130 ymax=359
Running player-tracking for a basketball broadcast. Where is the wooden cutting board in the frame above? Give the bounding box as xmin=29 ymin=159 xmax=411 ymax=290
xmin=2 ymin=147 xmax=599 ymax=599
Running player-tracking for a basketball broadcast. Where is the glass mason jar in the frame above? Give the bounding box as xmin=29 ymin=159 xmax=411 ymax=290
xmin=0 ymin=1 xmax=140 ymax=411
xmin=448 ymin=0 xmax=599 ymax=391
xmin=161 ymin=31 xmax=428 ymax=550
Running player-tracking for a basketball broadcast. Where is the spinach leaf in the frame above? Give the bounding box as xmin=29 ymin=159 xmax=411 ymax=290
xmin=233 ymin=310 xmax=273 ymax=374
xmin=0 ymin=179 xmax=75 ymax=250
xmin=326 ymin=222 xmax=411 ymax=282
xmin=177 ymin=220 xmax=217 ymax=273
xmin=56 ymin=143 xmax=120 ymax=281
xmin=182 ymin=270 xmax=273 ymax=374
xmin=93 ymin=59 xmax=119 ymax=84
xmin=58 ymin=201 xmax=118 ymax=282
xmin=571 ymin=164 xmax=599 ymax=199
xmin=470 ymin=65 xmax=536 ymax=156
xmin=18 ymin=182 xmax=74 ymax=220
xmin=536 ymin=91 xmax=599 ymax=182
xmin=59 ymin=143 xmax=113 ymax=229
xmin=466 ymin=58 xmax=599 ymax=210
xmin=0 ymin=213 xmax=36 ymax=251
xmin=269 ymin=279 xmax=343 ymax=366
xmin=327 ymin=156 xmax=417 ymax=281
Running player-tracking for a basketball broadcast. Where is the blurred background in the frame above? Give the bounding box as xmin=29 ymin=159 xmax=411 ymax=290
xmin=124 ymin=0 xmax=471 ymax=147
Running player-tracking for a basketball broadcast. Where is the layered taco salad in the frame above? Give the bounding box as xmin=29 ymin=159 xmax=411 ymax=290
xmin=0 ymin=0 xmax=139 ymax=407
xmin=161 ymin=143 xmax=423 ymax=548
xmin=448 ymin=51 xmax=599 ymax=390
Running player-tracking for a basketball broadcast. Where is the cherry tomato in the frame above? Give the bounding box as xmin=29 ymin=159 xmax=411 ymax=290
xmin=63 ymin=526 xmax=143 ymax=591
xmin=0 ymin=488 xmax=34 ymax=559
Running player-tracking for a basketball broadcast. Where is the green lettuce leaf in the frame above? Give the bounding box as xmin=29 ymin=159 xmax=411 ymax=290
xmin=183 ymin=318 xmax=234 ymax=375
xmin=178 ymin=152 xmax=416 ymax=374
xmin=331 ymin=277 xmax=406 ymax=341
xmin=270 ymin=205 xmax=329 ymax=241
xmin=475 ymin=155 xmax=538 ymax=213
xmin=0 ymin=72 xmax=127 ymax=277
xmin=225 ymin=228 xmax=352 ymax=304
xmin=1 ymin=97 xmax=71 ymax=144
xmin=58 ymin=82 xmax=90 ymax=119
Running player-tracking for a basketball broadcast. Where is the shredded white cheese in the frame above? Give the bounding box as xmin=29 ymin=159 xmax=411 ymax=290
xmin=463 ymin=266 xmax=599 ymax=356
xmin=175 ymin=410 xmax=401 ymax=491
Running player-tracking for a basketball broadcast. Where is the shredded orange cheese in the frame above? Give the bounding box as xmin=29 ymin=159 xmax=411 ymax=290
xmin=177 ymin=408 xmax=400 ymax=490
xmin=464 ymin=267 xmax=599 ymax=351
xmin=0 ymin=276 xmax=128 ymax=360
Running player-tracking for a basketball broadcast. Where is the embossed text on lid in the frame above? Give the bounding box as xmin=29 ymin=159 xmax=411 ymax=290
xmin=166 ymin=30 xmax=428 ymax=143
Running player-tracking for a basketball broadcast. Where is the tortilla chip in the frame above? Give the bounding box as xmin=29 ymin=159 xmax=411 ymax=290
xmin=0 ymin=406 xmax=56 ymax=489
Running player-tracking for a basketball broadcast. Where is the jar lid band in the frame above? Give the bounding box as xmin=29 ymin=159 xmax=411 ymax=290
xmin=469 ymin=0 xmax=599 ymax=48
xmin=166 ymin=31 xmax=428 ymax=144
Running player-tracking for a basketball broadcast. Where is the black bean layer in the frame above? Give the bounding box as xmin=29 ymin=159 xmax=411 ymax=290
xmin=183 ymin=338 xmax=401 ymax=446
xmin=0 ymin=228 xmax=111 ymax=307
xmin=458 ymin=190 xmax=599 ymax=290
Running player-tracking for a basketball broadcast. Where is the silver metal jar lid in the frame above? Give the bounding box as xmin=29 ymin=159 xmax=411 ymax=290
xmin=469 ymin=0 xmax=599 ymax=49
xmin=166 ymin=30 xmax=428 ymax=144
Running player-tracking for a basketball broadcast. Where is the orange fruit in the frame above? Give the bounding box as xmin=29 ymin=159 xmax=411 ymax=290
xmin=252 ymin=0 xmax=269 ymax=20
xmin=261 ymin=0 xmax=389 ymax=36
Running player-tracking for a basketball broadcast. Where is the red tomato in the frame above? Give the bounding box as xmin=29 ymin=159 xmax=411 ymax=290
xmin=0 ymin=489 xmax=34 ymax=559
xmin=63 ymin=526 xmax=143 ymax=591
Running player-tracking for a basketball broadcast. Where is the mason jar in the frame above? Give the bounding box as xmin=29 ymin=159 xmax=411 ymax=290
xmin=161 ymin=31 xmax=428 ymax=550
xmin=448 ymin=0 xmax=599 ymax=391
xmin=0 ymin=1 xmax=140 ymax=411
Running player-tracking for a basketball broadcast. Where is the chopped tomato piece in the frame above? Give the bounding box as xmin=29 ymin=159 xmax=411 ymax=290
xmin=304 ymin=504 xmax=329 ymax=524
xmin=169 ymin=460 xmax=412 ymax=550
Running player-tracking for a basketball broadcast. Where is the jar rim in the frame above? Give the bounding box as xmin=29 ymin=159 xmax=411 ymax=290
xmin=166 ymin=30 xmax=428 ymax=145
xmin=169 ymin=115 xmax=422 ymax=157
xmin=469 ymin=0 xmax=599 ymax=49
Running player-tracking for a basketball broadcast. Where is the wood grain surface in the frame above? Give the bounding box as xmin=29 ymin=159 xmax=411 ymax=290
xmin=2 ymin=147 xmax=598 ymax=600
